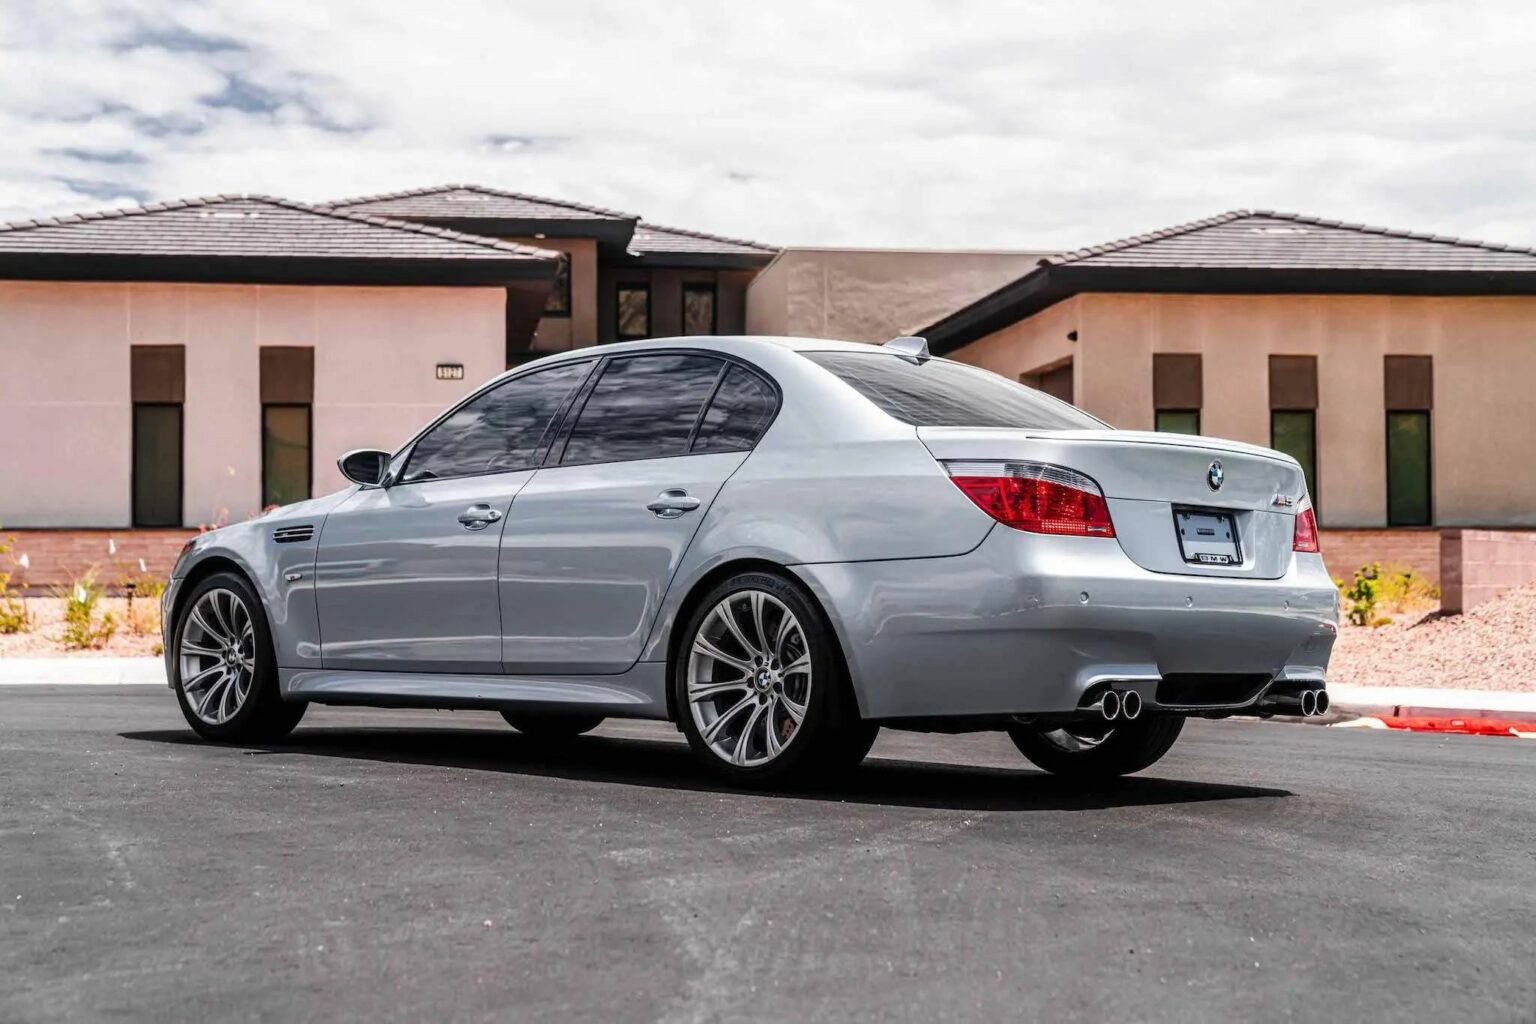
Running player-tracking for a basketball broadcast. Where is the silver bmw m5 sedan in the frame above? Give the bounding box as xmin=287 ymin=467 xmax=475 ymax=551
xmin=163 ymin=335 xmax=1338 ymax=785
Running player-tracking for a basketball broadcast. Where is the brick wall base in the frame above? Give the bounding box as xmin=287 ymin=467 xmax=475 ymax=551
xmin=1440 ymin=529 xmax=1536 ymax=614
xmin=2 ymin=528 xmax=197 ymax=592
xmin=1319 ymin=528 xmax=1442 ymax=583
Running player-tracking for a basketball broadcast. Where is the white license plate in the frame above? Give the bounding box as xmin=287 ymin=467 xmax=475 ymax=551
xmin=1174 ymin=509 xmax=1242 ymax=566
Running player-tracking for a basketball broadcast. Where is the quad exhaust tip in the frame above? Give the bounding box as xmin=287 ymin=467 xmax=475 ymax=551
xmin=1099 ymin=690 xmax=1122 ymax=721
xmin=1120 ymin=689 xmax=1143 ymax=721
xmin=1300 ymin=689 xmax=1317 ymax=717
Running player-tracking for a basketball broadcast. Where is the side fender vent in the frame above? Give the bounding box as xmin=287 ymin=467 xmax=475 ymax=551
xmin=273 ymin=524 xmax=315 ymax=544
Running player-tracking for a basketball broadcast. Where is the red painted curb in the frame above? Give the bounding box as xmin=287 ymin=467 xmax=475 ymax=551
xmin=1377 ymin=715 xmax=1533 ymax=737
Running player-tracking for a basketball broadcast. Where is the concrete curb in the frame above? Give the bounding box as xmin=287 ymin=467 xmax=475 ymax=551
xmin=0 ymin=657 xmax=165 ymax=686
xmin=1326 ymin=682 xmax=1536 ymax=725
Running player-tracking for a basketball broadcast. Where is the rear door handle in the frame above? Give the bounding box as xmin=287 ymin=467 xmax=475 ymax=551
xmin=457 ymin=504 xmax=504 ymax=530
xmin=646 ymin=489 xmax=701 ymax=519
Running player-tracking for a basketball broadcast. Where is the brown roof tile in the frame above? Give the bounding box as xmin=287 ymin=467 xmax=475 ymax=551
xmin=629 ymin=222 xmax=777 ymax=257
xmin=322 ymin=184 xmax=638 ymax=222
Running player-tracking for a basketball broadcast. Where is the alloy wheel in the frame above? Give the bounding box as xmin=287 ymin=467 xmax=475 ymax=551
xmin=687 ymin=590 xmax=812 ymax=767
xmin=178 ymin=588 xmax=256 ymax=726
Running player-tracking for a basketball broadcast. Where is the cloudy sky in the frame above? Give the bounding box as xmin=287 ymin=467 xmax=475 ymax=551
xmin=3 ymin=0 xmax=1534 ymax=250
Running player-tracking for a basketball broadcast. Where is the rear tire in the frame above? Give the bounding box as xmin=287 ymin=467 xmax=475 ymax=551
xmin=673 ymin=571 xmax=868 ymax=788
xmin=172 ymin=571 xmax=306 ymax=743
xmin=500 ymin=712 xmax=604 ymax=739
xmin=1007 ymin=715 xmax=1184 ymax=779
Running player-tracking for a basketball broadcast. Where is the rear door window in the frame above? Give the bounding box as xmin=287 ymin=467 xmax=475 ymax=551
xmin=560 ymin=354 xmax=723 ymax=466
xmin=692 ymin=364 xmax=778 ymax=453
xmin=804 ymin=351 xmax=1105 ymax=430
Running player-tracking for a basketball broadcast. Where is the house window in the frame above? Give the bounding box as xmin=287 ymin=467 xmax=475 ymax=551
xmin=543 ymin=253 xmax=571 ymax=316
xmin=1155 ymin=410 xmax=1200 ymax=435
xmin=616 ymin=284 xmax=650 ymax=339
xmin=1271 ymin=411 xmax=1318 ymax=514
xmin=132 ymin=404 xmax=182 ymax=527
xmin=1153 ymin=353 xmax=1202 ymax=435
xmin=682 ymin=283 xmax=716 ymax=336
xmin=1269 ymin=355 xmax=1319 ymax=518
xmin=262 ymin=405 xmax=311 ymax=508
xmin=1385 ymin=355 xmax=1433 ymax=526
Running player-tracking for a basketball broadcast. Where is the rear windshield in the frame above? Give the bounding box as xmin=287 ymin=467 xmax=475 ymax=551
xmin=804 ymin=352 xmax=1106 ymax=430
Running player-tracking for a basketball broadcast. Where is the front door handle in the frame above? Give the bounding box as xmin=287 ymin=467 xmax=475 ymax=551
xmin=646 ymin=489 xmax=702 ymax=519
xmin=457 ymin=504 xmax=504 ymax=530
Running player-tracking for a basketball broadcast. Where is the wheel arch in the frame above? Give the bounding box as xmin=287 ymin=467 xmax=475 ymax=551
xmin=661 ymin=557 xmax=863 ymax=724
xmin=168 ymin=555 xmax=258 ymax=640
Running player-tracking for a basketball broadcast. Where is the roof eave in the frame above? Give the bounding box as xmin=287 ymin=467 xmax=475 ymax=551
xmin=0 ymin=253 xmax=558 ymax=288
xmin=613 ymin=250 xmax=778 ymax=270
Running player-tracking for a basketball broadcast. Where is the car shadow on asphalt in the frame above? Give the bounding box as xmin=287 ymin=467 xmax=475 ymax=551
xmin=120 ymin=726 xmax=1290 ymax=811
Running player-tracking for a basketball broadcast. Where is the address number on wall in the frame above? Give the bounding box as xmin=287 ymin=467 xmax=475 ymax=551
xmin=435 ymin=363 xmax=465 ymax=381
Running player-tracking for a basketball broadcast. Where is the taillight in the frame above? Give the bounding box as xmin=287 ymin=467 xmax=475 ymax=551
xmin=944 ymin=461 xmax=1115 ymax=537
xmin=1293 ymin=504 xmax=1319 ymax=552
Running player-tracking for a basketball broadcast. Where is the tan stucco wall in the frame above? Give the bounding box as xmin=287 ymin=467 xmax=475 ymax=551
xmin=746 ymin=248 xmax=1046 ymax=342
xmin=947 ymin=292 xmax=1536 ymax=528
xmin=0 ymin=281 xmax=505 ymax=528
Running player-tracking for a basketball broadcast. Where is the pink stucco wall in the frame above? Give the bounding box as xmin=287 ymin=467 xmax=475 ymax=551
xmin=0 ymin=281 xmax=506 ymax=528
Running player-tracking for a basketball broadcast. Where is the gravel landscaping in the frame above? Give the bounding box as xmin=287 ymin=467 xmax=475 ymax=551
xmin=0 ymin=597 xmax=163 ymax=658
xmin=1328 ymin=581 xmax=1536 ymax=693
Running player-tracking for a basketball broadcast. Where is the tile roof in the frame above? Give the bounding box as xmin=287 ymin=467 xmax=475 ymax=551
xmin=0 ymin=195 xmax=561 ymax=261
xmin=322 ymin=184 xmax=638 ymax=222
xmin=629 ymin=222 xmax=777 ymax=257
xmin=1050 ymin=210 xmax=1536 ymax=272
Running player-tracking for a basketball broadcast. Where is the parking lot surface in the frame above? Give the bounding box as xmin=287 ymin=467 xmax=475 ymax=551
xmin=2 ymin=688 xmax=1534 ymax=1022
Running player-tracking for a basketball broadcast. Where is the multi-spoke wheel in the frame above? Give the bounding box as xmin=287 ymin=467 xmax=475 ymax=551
xmin=172 ymin=572 xmax=305 ymax=742
xmin=1006 ymin=715 xmax=1185 ymax=779
xmin=674 ymin=572 xmax=876 ymax=786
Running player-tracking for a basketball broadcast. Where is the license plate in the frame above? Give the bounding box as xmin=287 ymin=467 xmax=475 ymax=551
xmin=1174 ymin=508 xmax=1242 ymax=566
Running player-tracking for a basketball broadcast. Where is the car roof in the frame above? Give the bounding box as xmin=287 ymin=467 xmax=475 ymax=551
xmin=501 ymin=335 xmax=891 ymax=378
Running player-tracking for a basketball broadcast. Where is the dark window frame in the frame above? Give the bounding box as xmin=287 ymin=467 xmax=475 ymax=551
xmin=132 ymin=401 xmax=183 ymax=528
xmin=616 ymin=282 xmax=651 ymax=340
xmin=545 ymin=350 xmax=783 ymax=470
xmin=261 ymin=402 xmax=313 ymax=509
xmin=1270 ymin=409 xmax=1319 ymax=519
xmin=1386 ymin=410 xmax=1433 ymax=527
xmin=393 ymin=359 xmax=599 ymax=487
xmin=543 ymin=252 xmax=572 ymax=318
xmin=1154 ymin=408 xmax=1201 ymax=435
xmin=682 ymin=282 xmax=718 ymax=336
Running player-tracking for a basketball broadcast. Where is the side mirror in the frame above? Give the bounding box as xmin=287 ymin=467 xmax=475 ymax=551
xmin=338 ymin=449 xmax=391 ymax=487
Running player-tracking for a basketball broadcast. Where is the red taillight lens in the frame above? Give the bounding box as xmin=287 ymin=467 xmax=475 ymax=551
xmin=945 ymin=461 xmax=1115 ymax=537
xmin=1293 ymin=505 xmax=1320 ymax=552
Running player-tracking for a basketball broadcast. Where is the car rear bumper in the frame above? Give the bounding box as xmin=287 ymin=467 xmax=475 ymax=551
xmin=793 ymin=526 xmax=1338 ymax=720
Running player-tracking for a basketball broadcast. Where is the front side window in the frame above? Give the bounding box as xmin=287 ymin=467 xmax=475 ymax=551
xmin=402 ymin=361 xmax=591 ymax=483
xmin=262 ymin=404 xmax=311 ymax=507
xmin=543 ymin=253 xmax=571 ymax=316
xmin=682 ymin=283 xmax=716 ymax=336
xmin=693 ymin=365 xmax=777 ymax=453
xmin=560 ymin=355 xmax=722 ymax=466
xmin=805 ymin=352 xmax=1105 ymax=431
xmin=133 ymin=403 xmax=182 ymax=527
xmin=617 ymin=284 xmax=650 ymax=339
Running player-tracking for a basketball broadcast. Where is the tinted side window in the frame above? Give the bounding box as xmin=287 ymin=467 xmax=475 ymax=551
xmin=402 ymin=361 xmax=590 ymax=483
xmin=693 ymin=365 xmax=776 ymax=453
xmin=561 ymin=355 xmax=722 ymax=466
xmin=804 ymin=352 xmax=1106 ymax=430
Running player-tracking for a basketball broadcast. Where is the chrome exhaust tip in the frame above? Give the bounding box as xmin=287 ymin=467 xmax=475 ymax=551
xmin=1100 ymin=690 xmax=1122 ymax=721
xmin=1300 ymin=689 xmax=1317 ymax=717
xmin=1314 ymin=689 xmax=1330 ymax=715
xmin=1120 ymin=689 xmax=1143 ymax=721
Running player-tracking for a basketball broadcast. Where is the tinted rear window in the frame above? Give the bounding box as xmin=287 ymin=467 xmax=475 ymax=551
xmin=560 ymin=354 xmax=722 ymax=466
xmin=692 ymin=365 xmax=777 ymax=453
xmin=805 ymin=352 xmax=1105 ymax=430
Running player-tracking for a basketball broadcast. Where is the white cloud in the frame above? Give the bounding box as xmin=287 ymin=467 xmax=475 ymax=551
xmin=2 ymin=0 xmax=1535 ymax=249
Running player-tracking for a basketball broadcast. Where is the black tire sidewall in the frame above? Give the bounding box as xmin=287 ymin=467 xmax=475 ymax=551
xmin=172 ymin=571 xmax=295 ymax=741
xmin=673 ymin=571 xmax=854 ymax=785
xmin=1008 ymin=715 xmax=1185 ymax=779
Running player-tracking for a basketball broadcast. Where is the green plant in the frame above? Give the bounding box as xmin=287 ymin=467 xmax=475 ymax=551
xmin=1336 ymin=563 xmax=1382 ymax=627
xmin=119 ymin=571 xmax=167 ymax=636
xmin=55 ymin=573 xmax=117 ymax=650
xmin=0 ymin=527 xmax=32 ymax=634
xmin=1375 ymin=565 xmax=1440 ymax=611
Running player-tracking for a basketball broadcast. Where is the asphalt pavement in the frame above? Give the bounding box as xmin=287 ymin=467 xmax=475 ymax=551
xmin=2 ymin=687 xmax=1534 ymax=1023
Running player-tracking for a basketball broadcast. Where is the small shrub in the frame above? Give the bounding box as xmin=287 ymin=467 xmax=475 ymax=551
xmin=1337 ymin=563 xmax=1382 ymax=627
xmin=0 ymin=528 xmax=31 ymax=634
xmin=1375 ymin=565 xmax=1440 ymax=611
xmin=55 ymin=573 xmax=118 ymax=650
xmin=119 ymin=572 xmax=166 ymax=636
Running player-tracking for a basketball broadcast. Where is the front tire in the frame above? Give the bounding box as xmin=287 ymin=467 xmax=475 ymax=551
xmin=172 ymin=571 xmax=305 ymax=743
xmin=673 ymin=572 xmax=871 ymax=787
xmin=1007 ymin=715 xmax=1184 ymax=779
